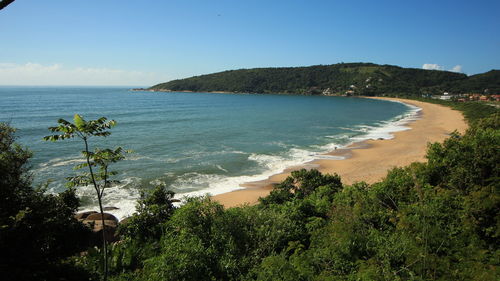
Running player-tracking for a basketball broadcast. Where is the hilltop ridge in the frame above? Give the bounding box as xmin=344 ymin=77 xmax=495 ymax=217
xmin=149 ymin=63 xmax=499 ymax=96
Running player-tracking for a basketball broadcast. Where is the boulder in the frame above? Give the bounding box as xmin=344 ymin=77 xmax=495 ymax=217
xmin=82 ymin=219 xmax=118 ymax=229
xmin=82 ymin=212 xmax=120 ymax=243
xmin=86 ymin=213 xmax=119 ymax=223
xmin=75 ymin=211 xmax=98 ymax=221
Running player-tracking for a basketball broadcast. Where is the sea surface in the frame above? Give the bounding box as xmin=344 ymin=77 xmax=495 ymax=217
xmin=0 ymin=86 xmax=419 ymax=219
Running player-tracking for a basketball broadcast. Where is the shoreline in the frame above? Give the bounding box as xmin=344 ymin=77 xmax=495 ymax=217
xmin=212 ymin=97 xmax=468 ymax=208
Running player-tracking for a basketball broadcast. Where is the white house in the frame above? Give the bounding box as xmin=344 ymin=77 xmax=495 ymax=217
xmin=439 ymin=92 xmax=451 ymax=100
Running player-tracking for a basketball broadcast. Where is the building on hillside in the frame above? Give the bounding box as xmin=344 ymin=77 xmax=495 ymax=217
xmin=344 ymin=90 xmax=355 ymax=96
xmin=439 ymin=92 xmax=452 ymax=100
xmin=469 ymin=93 xmax=482 ymax=100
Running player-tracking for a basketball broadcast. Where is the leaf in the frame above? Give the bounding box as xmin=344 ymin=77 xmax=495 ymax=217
xmin=74 ymin=114 xmax=85 ymax=130
xmin=73 ymin=163 xmax=89 ymax=170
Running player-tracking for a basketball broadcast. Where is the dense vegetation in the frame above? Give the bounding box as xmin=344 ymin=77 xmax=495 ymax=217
xmin=414 ymin=99 xmax=499 ymax=123
xmin=93 ymin=112 xmax=498 ymax=281
xmin=1 ymin=104 xmax=498 ymax=280
xmin=149 ymin=63 xmax=499 ymax=96
xmin=0 ymin=124 xmax=91 ymax=281
xmin=424 ymin=70 xmax=500 ymax=95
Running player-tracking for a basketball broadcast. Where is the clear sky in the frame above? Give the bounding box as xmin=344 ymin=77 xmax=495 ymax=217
xmin=0 ymin=0 xmax=499 ymax=86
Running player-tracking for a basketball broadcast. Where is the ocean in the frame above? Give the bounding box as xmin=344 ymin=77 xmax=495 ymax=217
xmin=0 ymin=86 xmax=419 ymax=219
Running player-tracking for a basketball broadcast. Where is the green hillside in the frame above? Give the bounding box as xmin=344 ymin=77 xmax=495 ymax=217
xmin=424 ymin=70 xmax=500 ymax=95
xmin=150 ymin=63 xmax=474 ymax=96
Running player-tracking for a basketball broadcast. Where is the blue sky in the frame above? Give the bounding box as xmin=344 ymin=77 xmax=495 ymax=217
xmin=0 ymin=0 xmax=499 ymax=86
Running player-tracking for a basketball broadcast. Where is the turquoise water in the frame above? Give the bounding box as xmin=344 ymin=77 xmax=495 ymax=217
xmin=0 ymin=87 xmax=418 ymax=219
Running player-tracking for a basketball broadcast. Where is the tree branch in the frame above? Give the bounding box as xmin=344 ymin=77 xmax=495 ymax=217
xmin=0 ymin=0 xmax=16 ymax=11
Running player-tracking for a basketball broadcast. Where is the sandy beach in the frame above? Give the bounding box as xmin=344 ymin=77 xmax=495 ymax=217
xmin=213 ymin=97 xmax=468 ymax=208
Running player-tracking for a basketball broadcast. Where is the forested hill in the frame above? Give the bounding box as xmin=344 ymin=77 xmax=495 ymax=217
xmin=424 ymin=69 xmax=500 ymax=95
xmin=148 ymin=63 xmax=500 ymax=96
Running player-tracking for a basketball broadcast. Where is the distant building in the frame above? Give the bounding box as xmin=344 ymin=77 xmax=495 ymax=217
xmin=469 ymin=93 xmax=482 ymax=101
xmin=439 ymin=92 xmax=451 ymax=100
xmin=322 ymin=88 xmax=334 ymax=95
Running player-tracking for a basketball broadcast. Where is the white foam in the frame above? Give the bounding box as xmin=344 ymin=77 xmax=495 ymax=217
xmin=173 ymin=101 xmax=421 ymax=200
xmin=340 ymin=102 xmax=421 ymax=143
xmin=171 ymin=148 xmax=317 ymax=201
xmin=36 ymin=156 xmax=83 ymax=172
xmin=315 ymin=155 xmax=345 ymax=160
xmin=76 ymin=177 xmax=141 ymax=221
xmin=52 ymin=158 xmax=85 ymax=167
xmin=325 ymin=134 xmax=350 ymax=139
xmin=215 ymin=164 xmax=229 ymax=173
xmin=126 ymin=154 xmax=152 ymax=161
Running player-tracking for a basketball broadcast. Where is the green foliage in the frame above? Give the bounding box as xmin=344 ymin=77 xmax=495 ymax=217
xmin=44 ymin=114 xmax=127 ymax=193
xmin=0 ymin=123 xmax=33 ymax=222
xmin=413 ymin=98 xmax=499 ymax=123
xmin=260 ymin=169 xmax=342 ymax=205
xmin=130 ymin=170 xmax=345 ymax=281
xmin=451 ymin=102 xmax=499 ymax=123
xmin=141 ymin=196 xmax=225 ymax=281
xmin=44 ymin=115 xmax=116 ymax=141
xmin=73 ymin=237 xmax=159 ymax=279
xmin=426 ymin=70 xmax=500 ymax=94
xmin=246 ymin=253 xmax=308 ymax=281
xmin=0 ymin=123 xmax=91 ymax=281
xmin=119 ymin=184 xmax=176 ymax=241
xmin=76 ymin=184 xmax=177 ymax=278
xmin=426 ymin=114 xmax=499 ymax=191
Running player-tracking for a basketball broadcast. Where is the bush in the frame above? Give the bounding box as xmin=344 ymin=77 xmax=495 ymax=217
xmin=119 ymin=184 xmax=176 ymax=242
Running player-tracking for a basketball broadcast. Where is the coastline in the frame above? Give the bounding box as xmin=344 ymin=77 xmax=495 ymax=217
xmin=212 ymin=97 xmax=468 ymax=208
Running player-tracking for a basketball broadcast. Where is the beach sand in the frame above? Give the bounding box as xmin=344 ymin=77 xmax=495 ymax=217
xmin=212 ymin=97 xmax=468 ymax=208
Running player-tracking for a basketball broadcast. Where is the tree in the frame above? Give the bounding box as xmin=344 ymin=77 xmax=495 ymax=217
xmin=44 ymin=115 xmax=127 ymax=281
xmin=0 ymin=123 xmax=90 ymax=281
xmin=260 ymin=169 xmax=342 ymax=205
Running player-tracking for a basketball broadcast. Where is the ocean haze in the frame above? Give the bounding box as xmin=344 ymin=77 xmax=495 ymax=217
xmin=0 ymin=87 xmax=415 ymax=219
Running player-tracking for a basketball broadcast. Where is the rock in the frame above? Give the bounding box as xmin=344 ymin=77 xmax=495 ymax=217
xmin=103 ymin=206 xmax=119 ymax=211
xmin=82 ymin=212 xmax=120 ymax=243
xmin=119 ymin=216 xmax=131 ymax=225
xmin=75 ymin=211 xmax=98 ymax=221
xmin=86 ymin=213 xmax=119 ymax=223
xmin=82 ymin=219 xmax=118 ymax=229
